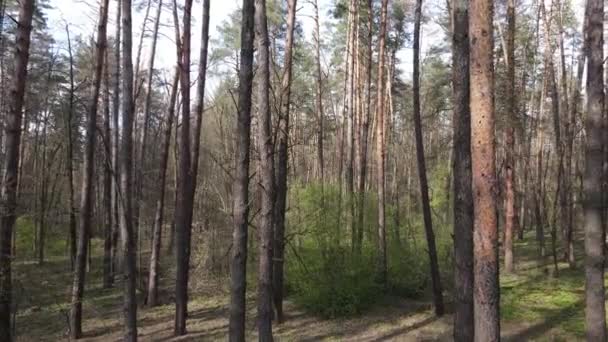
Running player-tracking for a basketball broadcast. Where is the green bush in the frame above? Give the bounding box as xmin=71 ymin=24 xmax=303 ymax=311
xmin=285 ymin=182 xmax=453 ymax=317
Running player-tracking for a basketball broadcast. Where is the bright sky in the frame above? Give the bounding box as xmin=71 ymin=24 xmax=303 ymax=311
xmin=45 ymin=0 xmax=444 ymax=85
xmin=45 ymin=0 xmax=586 ymax=90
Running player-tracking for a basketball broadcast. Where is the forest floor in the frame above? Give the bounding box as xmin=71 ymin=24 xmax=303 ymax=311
xmin=15 ymin=233 xmax=592 ymax=341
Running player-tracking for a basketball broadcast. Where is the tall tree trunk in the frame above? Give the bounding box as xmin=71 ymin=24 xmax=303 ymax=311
xmin=147 ymin=69 xmax=179 ymax=307
xmin=69 ymin=0 xmax=109 ymax=337
xmin=103 ymin=51 xmax=113 ymax=289
xmin=0 ymin=0 xmax=33 ymax=331
xmin=273 ymin=0 xmax=296 ymax=324
xmin=345 ymin=0 xmax=356 ymax=252
xmin=470 ymin=0 xmax=500 ymax=338
xmin=65 ymin=25 xmax=78 ymax=271
xmin=451 ymin=0 xmax=474 ymax=337
xmin=229 ymin=0 xmax=255 ymax=338
xmin=356 ymin=0 xmax=373 ymax=253
xmin=120 ymin=0 xmax=139 ymax=337
xmin=375 ymin=0 xmax=388 ymax=288
xmin=136 ymin=0 xmax=163 ymax=288
xmin=503 ymin=0 xmax=516 ymax=274
xmin=255 ymin=0 xmax=275 ymax=338
xmin=584 ymin=0 xmax=606 ymax=338
xmin=413 ymin=0 xmax=444 ymax=316
xmin=111 ymin=0 xmax=122 ymax=281
xmin=541 ymin=0 xmax=561 ymax=277
xmin=313 ymin=0 xmax=324 ymax=181
xmin=174 ymin=0 xmax=193 ymax=335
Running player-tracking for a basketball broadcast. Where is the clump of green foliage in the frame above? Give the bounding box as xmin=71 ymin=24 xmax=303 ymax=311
xmin=285 ymin=182 xmax=453 ymax=318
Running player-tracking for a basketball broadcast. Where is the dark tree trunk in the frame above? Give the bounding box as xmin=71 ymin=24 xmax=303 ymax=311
xmin=147 ymin=69 xmax=179 ymax=307
xmin=174 ymin=0 xmax=193 ymax=335
xmin=111 ymin=0 xmax=122 ymax=281
xmin=413 ymin=0 xmax=444 ymax=316
xmin=255 ymin=0 xmax=275 ymax=338
xmin=503 ymin=0 xmax=516 ymax=274
xmin=375 ymin=0 xmax=388 ymax=288
xmin=0 ymin=0 xmax=34 ymax=338
xmin=120 ymin=0 xmax=139 ymax=337
xmin=229 ymin=0 xmax=255 ymax=338
xmin=103 ymin=51 xmax=113 ymax=289
xmin=584 ymin=0 xmax=606 ymax=338
xmin=137 ymin=0 xmax=163 ymax=284
xmin=272 ymin=0 xmax=296 ymax=324
xmin=69 ymin=0 xmax=109 ymax=337
xmin=451 ymin=0 xmax=474 ymax=338
xmin=313 ymin=0 xmax=324 ymax=181
xmin=65 ymin=25 xmax=78 ymax=271
xmin=470 ymin=0 xmax=500 ymax=337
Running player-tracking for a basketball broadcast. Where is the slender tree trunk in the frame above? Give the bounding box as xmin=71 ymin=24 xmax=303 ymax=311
xmin=470 ymin=0 xmax=500 ymax=337
xmin=111 ymin=0 xmax=122 ymax=280
xmin=584 ymin=0 xmax=606 ymax=338
xmin=65 ymin=25 xmax=78 ymax=271
xmin=313 ymin=0 xmax=324 ymax=181
xmin=375 ymin=0 xmax=388 ymax=288
xmin=272 ymin=0 xmax=296 ymax=324
xmin=103 ymin=51 xmax=113 ymax=289
xmin=137 ymin=0 xmax=163 ymax=288
xmin=174 ymin=0 xmax=193 ymax=334
xmin=255 ymin=0 xmax=275 ymax=338
xmin=147 ymin=69 xmax=179 ymax=307
xmin=229 ymin=0 xmax=255 ymax=338
xmin=356 ymin=0 xmax=373 ymax=253
xmin=69 ymin=0 xmax=109 ymax=337
xmin=413 ymin=0 xmax=444 ymax=316
xmin=451 ymin=0 xmax=474 ymax=338
xmin=345 ymin=0 xmax=356 ymax=252
xmin=1 ymin=13 xmax=34 ymax=333
xmin=503 ymin=0 xmax=516 ymax=274
xmin=120 ymin=0 xmax=139 ymax=337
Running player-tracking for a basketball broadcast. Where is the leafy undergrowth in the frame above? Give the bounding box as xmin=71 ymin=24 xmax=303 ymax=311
xmin=13 ymin=229 xmax=601 ymax=341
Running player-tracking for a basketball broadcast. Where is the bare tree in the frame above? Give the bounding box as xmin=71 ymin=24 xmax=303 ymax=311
xmin=470 ymin=0 xmax=500 ymax=337
xmin=412 ymin=0 xmax=444 ymax=316
xmin=273 ymin=0 xmax=297 ymax=324
xmin=229 ymin=0 xmax=255 ymax=338
xmin=375 ymin=0 xmax=389 ymax=287
xmin=120 ymin=0 xmax=139 ymax=337
xmin=0 ymin=0 xmax=35 ymax=338
xmin=451 ymin=0 xmax=474 ymax=337
xmin=255 ymin=0 xmax=275 ymax=337
xmin=503 ymin=0 xmax=516 ymax=274
xmin=584 ymin=0 xmax=606 ymax=338
xmin=173 ymin=0 xmax=193 ymax=334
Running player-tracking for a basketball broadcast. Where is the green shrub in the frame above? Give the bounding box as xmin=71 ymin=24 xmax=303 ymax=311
xmin=285 ymin=182 xmax=453 ymax=317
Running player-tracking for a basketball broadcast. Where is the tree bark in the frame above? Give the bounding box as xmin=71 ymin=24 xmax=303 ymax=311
xmin=120 ymin=0 xmax=139 ymax=337
xmin=174 ymin=0 xmax=193 ymax=335
xmin=65 ymin=25 xmax=78 ymax=271
xmin=137 ymin=0 xmax=163 ymax=284
xmin=375 ymin=0 xmax=388 ymax=288
xmin=503 ymin=0 xmax=516 ymax=274
xmin=111 ymin=0 xmax=122 ymax=281
xmin=469 ymin=0 xmax=500 ymax=337
xmin=0 ymin=0 xmax=34 ymax=337
xmin=255 ymin=0 xmax=275 ymax=338
xmin=273 ymin=0 xmax=296 ymax=324
xmin=313 ymin=0 xmax=324 ymax=181
xmin=413 ymin=0 xmax=444 ymax=316
xmin=147 ymin=69 xmax=179 ymax=307
xmin=103 ymin=50 xmax=113 ymax=289
xmin=451 ymin=0 xmax=474 ymax=337
xmin=70 ymin=0 xmax=109 ymax=337
xmin=229 ymin=0 xmax=255 ymax=338
xmin=584 ymin=0 xmax=606 ymax=338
